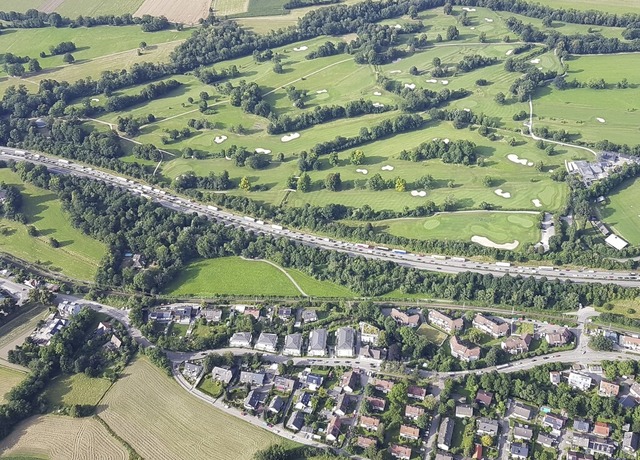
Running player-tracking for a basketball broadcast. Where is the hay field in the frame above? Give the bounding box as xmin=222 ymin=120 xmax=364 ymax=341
xmin=601 ymin=178 xmax=640 ymax=246
xmin=0 ymin=366 xmax=26 ymax=403
xmin=212 ymin=0 xmax=249 ymax=16
xmin=45 ymin=374 xmax=113 ymax=407
xmin=0 ymin=415 xmax=128 ymax=460
xmin=134 ymin=0 xmax=212 ymax=24
xmin=98 ymin=358 xmax=283 ymax=460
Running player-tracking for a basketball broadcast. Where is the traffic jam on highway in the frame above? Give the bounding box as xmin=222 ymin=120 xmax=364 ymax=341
xmin=2 ymin=147 xmax=639 ymax=286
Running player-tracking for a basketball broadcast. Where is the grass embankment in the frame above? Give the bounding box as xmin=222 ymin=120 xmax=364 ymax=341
xmin=0 ymin=366 xmax=26 ymax=404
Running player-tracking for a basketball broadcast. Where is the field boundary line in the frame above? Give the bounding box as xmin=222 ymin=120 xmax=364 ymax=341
xmin=239 ymin=257 xmax=308 ymax=296
xmin=94 ymin=415 xmax=142 ymax=460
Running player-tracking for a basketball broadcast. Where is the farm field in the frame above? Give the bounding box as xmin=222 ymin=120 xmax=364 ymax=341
xmin=0 ymin=305 xmax=49 ymax=363
xmin=0 ymin=414 xmax=129 ymax=460
xmin=600 ymin=178 xmax=640 ymax=246
xmin=0 ymin=366 xmax=26 ymax=403
xmin=45 ymin=373 xmax=113 ymax=408
xmin=0 ymin=168 xmax=105 ymax=281
xmin=0 ymin=0 xmax=145 ymax=15
xmin=212 ymin=0 xmax=249 ymax=16
xmin=529 ymin=0 xmax=640 ymax=15
xmin=133 ymin=0 xmax=212 ymax=24
xmin=98 ymin=357 xmax=288 ymax=460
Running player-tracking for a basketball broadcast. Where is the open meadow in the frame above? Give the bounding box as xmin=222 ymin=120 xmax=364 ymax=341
xmin=600 ymin=178 xmax=640 ymax=246
xmin=97 ymin=357 xmax=287 ymax=460
xmin=0 ymin=0 xmax=145 ymax=15
xmin=0 ymin=305 xmax=49 ymax=363
xmin=0 ymin=366 xmax=26 ymax=403
xmin=45 ymin=373 xmax=113 ymax=408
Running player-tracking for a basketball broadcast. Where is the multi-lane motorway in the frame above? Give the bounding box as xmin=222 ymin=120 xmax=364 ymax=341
xmin=2 ymin=146 xmax=639 ymax=287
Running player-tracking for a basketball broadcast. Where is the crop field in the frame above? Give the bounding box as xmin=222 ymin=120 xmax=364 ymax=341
xmin=98 ymin=358 xmax=287 ymax=460
xmin=212 ymin=0 xmax=249 ymax=16
xmin=45 ymin=374 xmax=113 ymax=408
xmin=600 ymin=178 xmax=640 ymax=246
xmin=529 ymin=0 xmax=640 ymax=15
xmin=0 ymin=414 xmax=129 ymax=460
xmin=0 ymin=366 xmax=26 ymax=403
xmin=134 ymin=0 xmax=212 ymax=24
xmin=0 ymin=0 xmax=145 ymax=15
xmin=0 ymin=169 xmax=105 ymax=280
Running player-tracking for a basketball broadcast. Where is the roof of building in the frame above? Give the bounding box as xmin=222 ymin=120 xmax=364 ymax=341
xmin=302 ymin=309 xmax=318 ymax=322
xmin=428 ymin=310 xmax=464 ymax=330
xmin=456 ymin=404 xmax=474 ymax=417
xmin=439 ymin=417 xmax=454 ymax=446
xmin=405 ymin=405 xmax=425 ymax=418
xmin=598 ymin=380 xmax=620 ymax=397
xmin=513 ymin=426 xmax=534 ymax=440
xmin=284 ymin=333 xmax=302 ymax=351
xmin=230 ymin=331 xmax=252 ymax=344
xmin=357 ymin=436 xmax=377 ymax=449
xmin=407 ymin=385 xmax=426 ymax=398
xmin=475 ymin=389 xmax=493 ymax=406
xmin=623 ymin=432 xmax=639 ymax=451
xmin=450 ymin=336 xmax=481 ymax=360
xmin=308 ymin=328 xmax=327 ymax=351
xmin=269 ymin=395 xmax=285 ymax=412
xmin=477 ymin=418 xmax=499 ymax=434
xmin=211 ymin=366 xmax=235 ymax=384
xmin=502 ymin=334 xmax=532 ymax=352
xmin=366 ymin=396 xmax=386 ymax=411
xmin=400 ymin=425 xmax=420 ymax=438
xmin=593 ymin=422 xmax=610 ymax=437
xmin=573 ymin=420 xmax=590 ymax=432
xmin=374 ymin=378 xmax=395 ymax=391
xmin=239 ymin=371 xmax=265 ymax=385
xmin=537 ymin=433 xmax=556 ymax=447
xmin=605 ymin=233 xmax=629 ymax=250
xmin=390 ymin=308 xmax=421 ymax=326
xmin=389 ymin=444 xmax=412 ymax=458
xmin=336 ymin=327 xmax=355 ymax=351
xmin=274 ymin=376 xmax=295 ymax=391
xmin=255 ymin=332 xmax=278 ymax=349
xmin=287 ymin=411 xmax=304 ymax=430
xmin=473 ymin=313 xmax=510 ymax=335
xmin=510 ymin=443 xmax=529 ymax=457
xmin=512 ymin=402 xmax=534 ymax=420
xmin=360 ymin=415 xmax=380 ymax=428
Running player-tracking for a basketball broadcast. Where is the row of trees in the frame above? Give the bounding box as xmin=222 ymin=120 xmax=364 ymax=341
xmin=398 ymin=139 xmax=478 ymax=164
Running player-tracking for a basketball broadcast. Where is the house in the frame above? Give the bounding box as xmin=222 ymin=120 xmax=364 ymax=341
xmin=568 ymin=372 xmax=592 ymax=391
xmin=620 ymin=335 xmax=640 ymax=351
xmin=30 ymin=313 xmax=68 ymax=346
xmin=269 ymin=395 xmax=285 ymax=413
xmin=340 ymin=369 xmax=360 ymax=393
xmin=536 ymin=433 xmax=556 ymax=448
xmin=455 ymin=404 xmax=474 ymax=418
xmin=239 ymin=371 xmax=265 ymax=386
xmin=359 ymin=345 xmax=386 ymax=360
xmin=334 ymin=393 xmax=350 ymax=416
xmin=438 ymin=417 xmax=455 ymax=451
xmin=510 ymin=443 xmax=529 ymax=460
xmin=390 ymin=308 xmax=421 ymax=327
xmin=389 ymin=444 xmax=412 ymax=460
xmin=428 ymin=310 xmax=464 ymax=333
xmin=567 ymin=451 xmax=594 ymax=460
xmin=366 ymin=396 xmax=386 ymax=412
xmin=513 ymin=426 xmax=534 ymax=441
xmin=306 ymin=374 xmax=323 ymax=391
xmin=542 ymin=414 xmax=564 ymax=431
xmin=573 ymin=420 xmax=591 ymax=433
xmin=588 ymin=438 xmax=616 ymax=456
xmin=229 ymin=331 xmax=252 ymax=348
xmin=182 ymin=362 xmax=203 ymax=379
xmin=287 ymin=411 xmax=305 ymax=431
xmin=436 ymin=454 xmax=454 ymax=460
xmin=295 ymin=392 xmax=313 ymax=411
xmin=326 ymin=415 xmax=342 ymax=442
xmin=572 ymin=435 xmax=590 ymax=450
xmin=335 ymin=327 xmax=356 ymax=358
xmin=360 ymin=415 xmax=381 ymax=432
xmin=301 ymin=309 xmax=318 ymax=323
xmin=475 ymin=389 xmax=493 ymax=407
xmin=58 ymin=300 xmax=82 ymax=318
xmin=374 ymin=378 xmax=395 ymax=394
xmin=96 ymin=322 xmax=112 ymax=336
xmin=405 ymin=405 xmax=425 ymax=420
xmin=549 ymin=371 xmax=561 ymax=385
xmin=511 ymin=402 xmax=534 ymax=421
xmin=282 ymin=333 xmax=302 ymax=356
xmin=501 ymin=334 xmax=532 ymax=355
xmin=631 ymin=382 xmax=640 ymax=400
xmin=407 ymin=385 xmax=426 ymax=401
xmin=243 ymin=390 xmax=268 ymax=411
xmin=477 ymin=418 xmax=499 ymax=436
xmin=399 ymin=424 xmax=420 ymax=440
xmin=307 ymin=328 xmax=328 ymax=357
xmin=623 ymin=432 xmax=639 ymax=453
xmin=244 ymin=307 xmax=261 ymax=320
xmin=450 ymin=336 xmax=481 ymax=362
xmin=254 ymin=332 xmax=278 ymax=353
xmin=598 ymin=381 xmax=620 ymax=397
xmin=473 ymin=444 xmax=483 ymax=460
xmin=621 ymin=395 xmax=638 ymax=409
xmin=545 ymin=327 xmax=572 ymax=346
xmin=104 ymin=334 xmax=122 ymax=351
xmin=201 ymin=309 xmax=222 ymax=323
xmin=274 ymin=376 xmax=296 ymax=393
xmin=472 ymin=314 xmax=510 ymax=338
xmin=211 ymin=366 xmax=235 ymax=385
xmin=277 ymin=306 xmax=292 ymax=320
xmin=357 ymin=436 xmax=377 ymax=449
xmin=360 ymin=322 xmax=381 ymax=345
xmin=148 ymin=310 xmax=172 ymax=322
xmin=172 ymin=305 xmax=193 ymax=324
xmin=593 ymin=422 xmax=610 ymax=438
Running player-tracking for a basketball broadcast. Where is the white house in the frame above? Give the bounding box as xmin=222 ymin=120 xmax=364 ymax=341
xmin=229 ymin=331 xmax=252 ymax=348
xmin=335 ymin=327 xmax=356 ymax=358
xmin=568 ymin=372 xmax=592 ymax=391
xmin=254 ymin=332 xmax=278 ymax=352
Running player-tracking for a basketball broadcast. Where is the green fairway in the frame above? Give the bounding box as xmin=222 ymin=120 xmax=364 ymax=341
xmin=45 ymin=373 xmax=113 ymax=408
xmin=0 ymin=169 xmax=106 ymax=280
xmin=601 ymin=178 xmax=640 ymax=246
xmin=363 ymin=211 xmax=541 ymax=248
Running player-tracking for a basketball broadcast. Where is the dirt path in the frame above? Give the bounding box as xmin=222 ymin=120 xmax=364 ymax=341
xmin=240 ymin=257 xmax=308 ymax=297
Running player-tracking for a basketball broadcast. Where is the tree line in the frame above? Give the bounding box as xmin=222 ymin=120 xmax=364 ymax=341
xmin=398 ymin=139 xmax=477 ymax=164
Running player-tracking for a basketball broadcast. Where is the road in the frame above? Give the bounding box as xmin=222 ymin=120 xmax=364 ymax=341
xmin=2 ymin=147 xmax=639 ymax=288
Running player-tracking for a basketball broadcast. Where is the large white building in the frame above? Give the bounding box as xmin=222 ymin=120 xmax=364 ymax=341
xmin=229 ymin=331 xmax=252 ymax=348
xmin=568 ymin=372 xmax=592 ymax=391
xmin=254 ymin=332 xmax=278 ymax=353
xmin=335 ymin=327 xmax=356 ymax=358
xmin=308 ymin=328 xmax=328 ymax=357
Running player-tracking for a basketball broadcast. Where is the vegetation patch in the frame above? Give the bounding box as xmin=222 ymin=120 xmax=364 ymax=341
xmin=45 ymin=373 xmax=113 ymax=409
xmin=0 ymin=366 xmax=26 ymax=404
xmin=601 ymin=178 xmax=640 ymax=245
xmin=416 ymin=323 xmax=448 ymax=345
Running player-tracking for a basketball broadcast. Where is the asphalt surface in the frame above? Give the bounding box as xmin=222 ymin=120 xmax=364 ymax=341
xmin=2 ymin=147 xmax=639 ymax=287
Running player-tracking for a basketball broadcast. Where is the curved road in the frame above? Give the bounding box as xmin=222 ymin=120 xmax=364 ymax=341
xmin=2 ymin=147 xmax=639 ymax=287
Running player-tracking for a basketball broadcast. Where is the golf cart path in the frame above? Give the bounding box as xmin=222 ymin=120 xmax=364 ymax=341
xmin=240 ymin=257 xmax=308 ymax=297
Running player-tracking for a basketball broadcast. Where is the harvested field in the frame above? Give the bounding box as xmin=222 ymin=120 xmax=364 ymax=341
xmin=0 ymin=366 xmax=26 ymax=404
xmin=212 ymin=0 xmax=249 ymax=16
xmin=98 ymin=358 xmax=282 ymax=460
xmin=39 ymin=0 xmax=64 ymax=13
xmin=0 ymin=414 xmax=128 ymax=460
xmin=134 ymin=0 xmax=212 ymax=23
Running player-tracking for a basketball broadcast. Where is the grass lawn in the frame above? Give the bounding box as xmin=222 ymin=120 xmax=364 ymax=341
xmin=198 ymin=376 xmax=224 ymax=398
xmin=598 ymin=299 xmax=640 ymax=320
xmin=416 ymin=323 xmax=448 ymax=345
xmin=0 ymin=366 xmax=26 ymax=404
xmin=0 ymin=0 xmax=145 ymax=15
xmin=168 ymin=322 xmax=189 ymax=337
xmin=0 ymin=168 xmax=105 ymax=281
xmin=600 ymin=178 xmax=640 ymax=245
xmin=45 ymin=373 xmax=113 ymax=407
xmin=234 ymin=0 xmax=290 ymax=17
xmin=526 ymin=0 xmax=640 ymax=14
xmin=515 ymin=322 xmax=535 ymax=335
xmin=284 ymin=268 xmax=357 ymax=298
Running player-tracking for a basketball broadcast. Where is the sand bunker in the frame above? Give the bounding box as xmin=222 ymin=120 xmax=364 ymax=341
xmin=597 ymin=117 xmax=606 ymax=123
xmin=404 ymin=83 xmax=416 ymax=90
xmin=281 ymin=133 xmax=300 ymax=142
xmin=411 ymin=190 xmax=427 ymax=197
xmin=293 ymin=46 xmax=308 ymax=51
xmin=472 ymin=235 xmax=519 ymax=250
xmin=316 ymin=89 xmax=327 ymax=94
xmin=356 ymin=168 xmax=368 ymax=175
xmin=532 ymin=199 xmax=542 ymax=207
xmin=470 ymin=27 xmax=475 ymax=30
xmin=214 ymin=135 xmax=228 ymax=144
xmin=392 ymin=58 xmax=402 ymax=63
xmin=484 ymin=18 xmax=494 ymax=22
xmin=495 ymin=189 xmax=511 ymax=198
xmin=373 ymin=102 xmax=385 ymax=108
xmin=506 ymin=49 xmax=514 ymax=56
xmin=441 ymin=80 xmax=449 ymax=85
xmin=91 ymin=98 xmax=100 ymax=102
xmin=255 ymin=148 xmax=272 ymax=154
xmin=426 ymin=79 xmax=437 ymax=83
xmin=443 ymin=138 xmax=450 ymax=144
xmin=464 ymin=108 xmax=471 ymax=112
xmin=394 ymin=24 xmax=402 ymax=29
xmin=530 ymin=58 xmax=540 ymax=64
xmin=507 ymin=154 xmax=533 ymax=166
xmin=390 ymin=70 xmax=402 ymax=74
xmin=373 ymin=91 xmax=382 ymax=96
xmin=381 ymin=165 xmax=394 ymax=171
xmin=462 ymin=7 xmax=476 ymax=11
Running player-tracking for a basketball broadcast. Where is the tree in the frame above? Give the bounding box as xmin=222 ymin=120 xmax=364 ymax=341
xmin=409 ymin=66 xmax=419 ymax=75
xmin=324 ymin=172 xmax=342 ymax=191
xmin=240 ymin=176 xmax=251 ymax=191
xmin=482 ymin=176 xmax=494 ymax=187
xmin=495 ymin=92 xmax=506 ymax=104
xmin=395 ymin=177 xmax=406 ymax=192
xmin=328 ymin=152 xmax=339 ymax=167
xmin=447 ymin=180 xmax=455 ymax=188
xmin=62 ymin=53 xmax=75 ymax=64
xmin=446 ymin=26 xmax=459 ymax=41
xmin=479 ymin=32 xmax=487 ymax=43
xmin=48 ymin=237 xmax=60 ymax=248
xmin=28 ymin=59 xmax=41 ymax=73
xmin=139 ymin=41 xmax=147 ymax=50
xmin=590 ymin=335 xmax=614 ymax=351
xmin=481 ymin=434 xmax=494 ymax=447
xmin=443 ymin=3 xmax=453 ymax=15
xmin=432 ymin=57 xmax=441 ymax=68
xmin=535 ymin=161 xmax=544 ymax=172
xmin=273 ymin=62 xmax=283 ymax=74
xmin=297 ymin=173 xmax=311 ymax=192
xmin=350 ymin=149 xmax=365 ymax=165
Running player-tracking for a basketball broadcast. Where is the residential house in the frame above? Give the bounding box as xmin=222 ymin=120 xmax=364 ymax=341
xmin=455 ymin=404 xmax=474 ymax=418
xmin=436 ymin=454 xmax=454 ymax=460
xmin=631 ymin=383 xmax=640 ymax=400
xmin=567 ymin=452 xmax=594 ymax=460
xmin=172 ymin=305 xmax=193 ymax=324
xmin=623 ymin=432 xmax=639 ymax=454
xmin=428 ymin=310 xmax=464 ymax=333
xmin=58 ymin=300 xmax=82 ymax=318
xmin=550 ymin=371 xmax=561 ymax=385
xmin=31 ymin=313 xmax=68 ymax=346
xmin=598 ymin=381 xmax=620 ymax=397
xmin=308 ymin=328 xmax=328 ymax=357
xmin=287 ymin=411 xmax=305 ymax=431
xmin=148 ymin=310 xmax=172 ymax=322
xmin=513 ymin=426 xmax=534 ymax=441
xmin=105 ymin=334 xmax=122 ymax=351
xmin=390 ymin=308 xmax=421 ymax=327
xmin=501 ymin=334 xmax=532 ymax=355
xmin=477 ymin=418 xmax=499 ymax=436
xmin=472 ymin=314 xmax=510 ymax=338
xmin=475 ymin=390 xmax=493 ymax=407
xmin=211 ymin=366 xmax=235 ymax=385
xmin=620 ymin=335 xmax=640 ymax=351
xmin=389 ymin=444 xmax=412 ymax=460
xmin=473 ymin=444 xmax=483 ymax=460
xmin=274 ymin=376 xmax=296 ymax=393
xmin=244 ymin=307 xmax=261 ymax=320
xmin=573 ymin=420 xmax=591 ymax=433
xmin=306 ymin=374 xmax=323 ymax=391
xmin=572 ymin=435 xmax=590 ymax=450
xmin=405 ymin=405 xmax=425 ymax=420
xmin=593 ymin=422 xmax=610 ymax=438
xmin=326 ymin=416 xmax=342 ymax=442
xmin=239 ymin=371 xmax=265 ymax=386
xmin=359 ymin=345 xmax=386 ymax=360
xmin=277 ymin=306 xmax=292 ymax=320
xmin=269 ymin=395 xmax=285 ymax=413
xmin=545 ymin=327 xmax=572 ymax=346
xmin=334 ymin=393 xmax=350 ymax=416
xmin=542 ymin=414 xmax=564 ymax=432
xmin=294 ymin=392 xmax=313 ymax=412
xmin=407 ymin=385 xmax=426 ymax=401
xmin=335 ymin=327 xmax=356 ymax=358
xmin=366 ymin=396 xmax=386 ymax=412
xmin=588 ymin=438 xmax=616 ymax=456
xmin=357 ymin=436 xmax=377 ymax=449
xmin=96 ymin=322 xmax=112 ymax=336
xmin=537 ymin=434 xmax=556 ymax=448
xmin=438 ymin=417 xmax=455 ymax=451
xmin=283 ymin=333 xmax=303 ymax=356
xmin=244 ymin=390 xmax=268 ymax=411
xmin=340 ymin=369 xmax=360 ymax=393
xmin=360 ymin=415 xmax=381 ymax=432
xmin=568 ymin=372 xmax=592 ymax=391
xmin=621 ymin=395 xmax=638 ymax=409
xmin=399 ymin=425 xmax=420 ymax=440
xmin=511 ymin=402 xmax=534 ymax=421
xmin=510 ymin=443 xmax=529 ymax=460
xmin=229 ymin=331 xmax=252 ymax=348
xmin=200 ymin=309 xmax=222 ymax=323
xmin=450 ymin=336 xmax=481 ymax=362
xmin=360 ymin=322 xmax=381 ymax=345
xmin=301 ymin=309 xmax=318 ymax=323
xmin=182 ymin=362 xmax=203 ymax=379
xmin=254 ymin=332 xmax=278 ymax=353
xmin=374 ymin=378 xmax=395 ymax=394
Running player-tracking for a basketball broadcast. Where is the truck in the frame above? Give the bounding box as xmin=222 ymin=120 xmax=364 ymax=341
xmin=374 ymin=246 xmax=390 ymax=251
xmin=271 ymin=224 xmax=284 ymax=231
xmin=256 ymin=220 xmax=264 ymax=225
xmin=495 ymin=262 xmax=511 ymax=268
xmin=451 ymin=257 xmax=466 ymax=262
xmin=392 ymin=249 xmax=407 ymax=255
xmin=207 ymin=205 xmax=219 ymax=211
xmin=355 ymin=243 xmax=371 ymax=249
xmin=57 ymin=159 xmax=70 ymax=164
xmin=13 ymin=150 xmax=25 ymax=155
xmin=431 ymin=255 xmax=447 ymax=260
xmin=539 ymin=266 xmax=554 ymax=270
xmin=243 ymin=216 xmax=256 ymax=222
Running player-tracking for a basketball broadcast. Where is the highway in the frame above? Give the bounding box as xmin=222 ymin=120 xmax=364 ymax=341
xmin=2 ymin=147 xmax=640 ymax=287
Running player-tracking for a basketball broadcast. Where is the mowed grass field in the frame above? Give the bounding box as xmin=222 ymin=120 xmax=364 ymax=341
xmin=0 ymin=366 xmax=26 ymax=404
xmin=364 ymin=211 xmax=541 ymax=247
xmin=45 ymin=374 xmax=113 ymax=408
xmin=601 ymin=178 xmax=640 ymax=245
xmin=0 ymin=414 xmax=129 ymax=460
xmin=0 ymin=168 xmax=105 ymax=280
xmin=0 ymin=0 xmax=145 ymax=15
xmin=529 ymin=0 xmax=640 ymax=15
xmin=98 ymin=357 xmax=287 ymax=460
